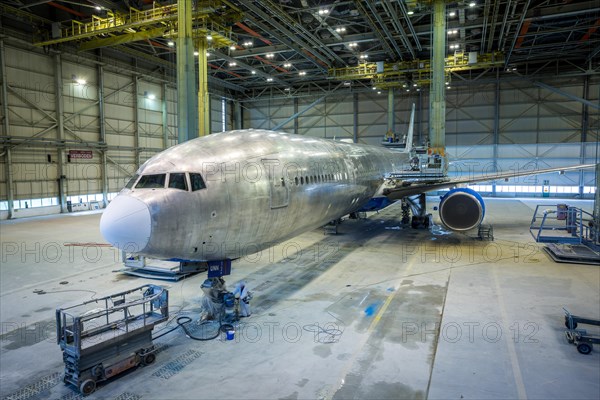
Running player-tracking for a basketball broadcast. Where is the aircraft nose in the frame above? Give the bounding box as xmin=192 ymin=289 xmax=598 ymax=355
xmin=100 ymin=195 xmax=151 ymax=252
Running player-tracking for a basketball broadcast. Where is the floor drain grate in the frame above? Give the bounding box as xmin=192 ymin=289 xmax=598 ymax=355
xmin=152 ymin=349 xmax=202 ymax=380
xmin=2 ymin=372 xmax=62 ymax=400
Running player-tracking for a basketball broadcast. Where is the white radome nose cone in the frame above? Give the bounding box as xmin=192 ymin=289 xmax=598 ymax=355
xmin=100 ymin=196 xmax=151 ymax=252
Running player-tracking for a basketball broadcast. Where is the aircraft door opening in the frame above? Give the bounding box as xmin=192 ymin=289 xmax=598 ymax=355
xmin=262 ymin=159 xmax=289 ymax=209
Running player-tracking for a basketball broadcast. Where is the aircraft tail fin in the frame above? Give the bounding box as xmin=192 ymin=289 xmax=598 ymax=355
xmin=404 ymin=103 xmax=415 ymax=153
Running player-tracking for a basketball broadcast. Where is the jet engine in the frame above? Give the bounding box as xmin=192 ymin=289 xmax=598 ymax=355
xmin=438 ymin=188 xmax=485 ymax=231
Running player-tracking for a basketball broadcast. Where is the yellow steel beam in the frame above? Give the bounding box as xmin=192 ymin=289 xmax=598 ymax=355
xmin=34 ymin=2 xmax=238 ymax=48
xmin=329 ymin=52 xmax=504 ymax=89
xmin=78 ymin=26 xmax=171 ymax=51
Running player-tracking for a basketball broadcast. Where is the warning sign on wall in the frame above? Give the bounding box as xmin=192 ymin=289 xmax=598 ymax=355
xmin=69 ymin=150 xmax=93 ymax=159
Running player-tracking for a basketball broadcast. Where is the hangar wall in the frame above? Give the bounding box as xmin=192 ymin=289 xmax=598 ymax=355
xmin=243 ymin=75 xmax=599 ymax=198
xmin=0 ymin=40 xmax=231 ymax=219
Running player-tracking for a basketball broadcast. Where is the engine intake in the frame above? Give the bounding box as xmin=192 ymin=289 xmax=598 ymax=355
xmin=438 ymin=188 xmax=485 ymax=231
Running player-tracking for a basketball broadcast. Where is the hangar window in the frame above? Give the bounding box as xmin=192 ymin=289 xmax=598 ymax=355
xmin=125 ymin=174 xmax=139 ymax=189
xmin=168 ymin=173 xmax=188 ymax=191
xmin=190 ymin=173 xmax=206 ymax=191
xmin=135 ymin=174 xmax=166 ymax=189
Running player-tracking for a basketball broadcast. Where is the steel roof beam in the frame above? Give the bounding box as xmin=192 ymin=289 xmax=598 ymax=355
xmin=242 ymin=13 xmax=329 ymax=71
xmin=353 ymin=0 xmax=398 ymax=60
xmin=212 ymin=50 xmax=290 ymax=86
xmin=256 ymin=0 xmax=345 ymax=66
xmin=381 ymin=0 xmax=415 ymax=58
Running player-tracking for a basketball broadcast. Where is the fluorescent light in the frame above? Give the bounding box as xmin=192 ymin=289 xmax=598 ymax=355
xmin=167 ymin=40 xmax=174 ymax=46
xmin=95 ymin=6 xmax=101 ymax=11
xmin=243 ymin=41 xmax=253 ymax=47
xmin=229 ymin=62 xmax=237 ymax=66
xmin=206 ymin=52 xmax=211 ymax=57
xmin=469 ymin=2 xmax=476 ymax=7
xmin=283 ymin=62 xmax=292 ymax=68
xmin=75 ymin=78 xmax=86 ymax=85
xmin=335 ymin=27 xmax=346 ymax=33
xmin=407 ymin=10 xmax=414 ymax=15
xmin=348 ymin=42 xmax=358 ymax=47
xmin=449 ymin=11 xmax=456 ymax=17
xmin=147 ymin=94 xmax=156 ymax=100
xmin=266 ymin=53 xmax=274 ymax=58
xmin=359 ymin=54 xmax=368 ymax=59
xmin=266 ymin=77 xmax=273 ymax=82
xmin=251 ymin=70 xmax=256 ymax=74
xmin=207 ymin=35 xmax=213 ymax=41
xmin=377 ymin=91 xmax=381 ymax=94
xmin=229 ymin=45 xmax=236 ymax=50
xmin=372 ymin=87 xmax=377 ymax=90
xmin=318 ymin=9 xmax=329 ymax=15
xmin=194 ymin=51 xmax=199 ymax=56
xmin=299 ymin=71 xmax=306 ymax=76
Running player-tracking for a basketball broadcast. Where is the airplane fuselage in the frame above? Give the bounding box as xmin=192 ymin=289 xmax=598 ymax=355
xmin=100 ymin=129 xmax=410 ymax=261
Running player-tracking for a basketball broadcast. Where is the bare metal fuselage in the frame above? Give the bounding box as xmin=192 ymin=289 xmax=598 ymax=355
xmin=101 ymin=129 xmax=410 ymax=261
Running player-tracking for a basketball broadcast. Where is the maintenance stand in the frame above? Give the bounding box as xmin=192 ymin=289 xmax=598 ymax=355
xmin=56 ymin=285 xmax=168 ymax=395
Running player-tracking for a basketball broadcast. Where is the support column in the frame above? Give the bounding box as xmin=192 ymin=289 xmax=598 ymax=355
xmin=0 ymin=39 xmax=14 ymax=218
xmin=234 ymin=100 xmax=242 ymax=130
xmin=293 ymin=97 xmax=299 ymax=135
xmin=579 ymin=76 xmax=589 ymax=198
xmin=133 ymin=75 xmax=140 ymax=168
xmin=54 ymin=54 xmax=67 ymax=213
xmin=353 ymin=93 xmax=359 ymax=143
xmin=162 ymin=82 xmax=169 ymax=149
xmin=198 ymin=38 xmax=209 ymax=137
xmin=387 ymin=88 xmax=395 ymax=135
xmin=177 ymin=0 xmax=198 ymax=142
xmin=429 ymin=0 xmax=446 ymax=158
xmin=492 ymin=71 xmax=500 ymax=197
xmin=97 ymin=59 xmax=108 ymax=207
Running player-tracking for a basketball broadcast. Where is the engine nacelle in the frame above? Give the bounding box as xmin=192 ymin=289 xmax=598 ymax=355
xmin=438 ymin=188 xmax=485 ymax=231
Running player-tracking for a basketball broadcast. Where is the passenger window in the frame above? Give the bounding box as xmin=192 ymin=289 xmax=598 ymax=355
xmin=301 ymin=177 xmax=304 ymax=185
xmin=281 ymin=178 xmax=285 ymax=187
xmin=295 ymin=177 xmax=298 ymax=185
xmin=135 ymin=174 xmax=166 ymax=189
xmin=125 ymin=174 xmax=139 ymax=189
xmin=190 ymin=173 xmax=206 ymax=191
xmin=168 ymin=173 xmax=188 ymax=191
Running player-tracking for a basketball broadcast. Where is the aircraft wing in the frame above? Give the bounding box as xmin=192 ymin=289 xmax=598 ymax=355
xmin=383 ymin=163 xmax=597 ymax=200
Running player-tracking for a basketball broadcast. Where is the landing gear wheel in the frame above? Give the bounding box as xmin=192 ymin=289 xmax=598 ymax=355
xmin=79 ymin=379 xmax=96 ymax=396
xmin=577 ymin=343 xmax=592 ymax=355
xmin=143 ymin=353 xmax=156 ymax=365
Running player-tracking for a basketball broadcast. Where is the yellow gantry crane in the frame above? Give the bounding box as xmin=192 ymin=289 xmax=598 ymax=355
xmin=32 ymin=1 xmax=239 ymax=51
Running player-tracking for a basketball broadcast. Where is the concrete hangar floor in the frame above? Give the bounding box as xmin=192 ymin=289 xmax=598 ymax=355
xmin=0 ymin=198 xmax=598 ymax=400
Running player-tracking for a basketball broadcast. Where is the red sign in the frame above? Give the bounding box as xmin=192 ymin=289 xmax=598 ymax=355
xmin=69 ymin=150 xmax=93 ymax=159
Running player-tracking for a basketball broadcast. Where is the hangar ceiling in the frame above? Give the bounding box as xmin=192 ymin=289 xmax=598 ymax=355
xmin=1 ymin=0 xmax=599 ymax=95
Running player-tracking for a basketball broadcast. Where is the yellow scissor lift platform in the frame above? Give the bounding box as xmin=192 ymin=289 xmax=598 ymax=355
xmin=56 ymin=285 xmax=168 ymax=395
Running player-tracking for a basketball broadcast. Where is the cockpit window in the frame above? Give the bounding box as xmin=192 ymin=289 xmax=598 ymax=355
xmin=189 ymin=173 xmax=206 ymax=191
xmin=135 ymin=174 xmax=166 ymax=189
xmin=168 ymin=173 xmax=188 ymax=191
xmin=125 ymin=174 xmax=139 ymax=189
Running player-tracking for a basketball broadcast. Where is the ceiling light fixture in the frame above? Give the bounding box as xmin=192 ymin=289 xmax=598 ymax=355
xmin=229 ymin=62 xmax=237 ymax=66
xmin=348 ymin=42 xmax=358 ymax=48
xmin=469 ymin=2 xmax=476 ymax=7
xmin=299 ymin=71 xmax=306 ymax=76
xmin=335 ymin=27 xmax=346 ymax=33
xmin=266 ymin=77 xmax=273 ymax=82
xmin=318 ymin=9 xmax=329 ymax=15
xmin=167 ymin=40 xmax=174 ymax=46
xmin=283 ymin=62 xmax=292 ymax=68
xmin=266 ymin=53 xmax=275 ymax=58
xmin=407 ymin=10 xmax=414 ymax=15
xmin=229 ymin=45 xmax=236 ymax=51
xmin=207 ymin=35 xmax=213 ymax=41
xmin=194 ymin=51 xmax=199 ymax=56
xmin=251 ymin=70 xmax=256 ymax=74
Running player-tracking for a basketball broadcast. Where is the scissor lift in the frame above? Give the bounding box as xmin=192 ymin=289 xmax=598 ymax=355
xmin=56 ymin=285 xmax=168 ymax=395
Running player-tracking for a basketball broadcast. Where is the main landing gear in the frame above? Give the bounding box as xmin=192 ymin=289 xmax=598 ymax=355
xmin=401 ymin=193 xmax=432 ymax=229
